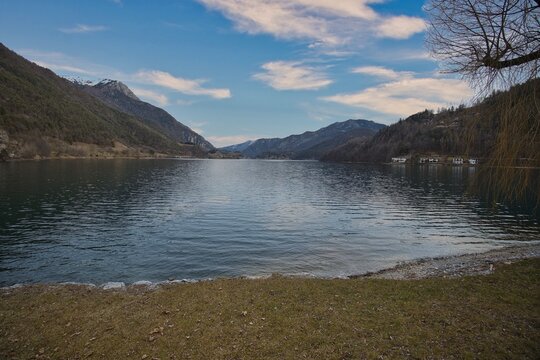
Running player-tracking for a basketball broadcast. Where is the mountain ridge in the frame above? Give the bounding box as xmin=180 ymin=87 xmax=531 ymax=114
xmin=222 ymin=119 xmax=386 ymax=159
xmin=0 ymin=43 xmax=210 ymax=159
xmin=77 ymin=79 xmax=214 ymax=151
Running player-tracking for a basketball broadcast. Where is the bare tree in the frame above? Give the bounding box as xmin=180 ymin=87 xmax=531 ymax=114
xmin=426 ymin=0 xmax=540 ymax=207
xmin=425 ymin=0 xmax=540 ymax=90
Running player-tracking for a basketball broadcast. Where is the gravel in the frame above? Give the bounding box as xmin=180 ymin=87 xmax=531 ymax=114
xmin=358 ymin=243 xmax=540 ymax=280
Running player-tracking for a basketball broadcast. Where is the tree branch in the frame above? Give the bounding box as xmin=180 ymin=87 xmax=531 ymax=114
xmin=483 ymin=49 xmax=540 ymax=69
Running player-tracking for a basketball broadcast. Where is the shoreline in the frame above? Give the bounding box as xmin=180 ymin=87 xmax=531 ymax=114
xmin=1 ymin=254 xmax=538 ymax=358
xmin=0 ymin=154 xmax=203 ymax=162
xmin=3 ymin=243 xmax=539 ymax=291
xmin=355 ymin=242 xmax=540 ymax=279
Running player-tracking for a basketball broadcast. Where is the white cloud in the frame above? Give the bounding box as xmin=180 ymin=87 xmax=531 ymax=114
xmin=18 ymin=49 xmax=231 ymax=102
xmin=206 ymin=135 xmax=260 ymax=148
xmin=34 ymin=61 xmax=94 ymax=75
xmin=299 ymin=102 xmax=360 ymax=123
xmin=397 ymin=50 xmax=433 ymax=61
xmin=130 ymin=87 xmax=169 ymax=106
xmin=376 ymin=16 xmax=427 ymax=39
xmin=323 ymin=76 xmax=472 ymax=117
xmin=351 ymin=66 xmax=413 ymax=80
xmin=196 ymin=0 xmax=425 ymax=48
xmin=198 ymin=0 xmax=342 ymax=45
xmin=17 ymin=49 xmax=120 ymax=80
xmin=284 ymin=0 xmax=380 ymax=20
xmin=59 ymin=24 xmax=108 ymax=33
xmin=135 ymin=70 xmax=231 ymax=99
xmin=253 ymin=61 xmax=332 ymax=91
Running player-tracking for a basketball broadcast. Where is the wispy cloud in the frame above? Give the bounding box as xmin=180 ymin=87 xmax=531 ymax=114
xmin=300 ymin=102 xmax=362 ymax=123
xmin=323 ymin=70 xmax=472 ymax=118
xmin=17 ymin=49 xmax=120 ymax=80
xmin=33 ymin=61 xmax=94 ymax=75
xmin=20 ymin=49 xmax=231 ymax=105
xmin=375 ymin=16 xmax=427 ymax=39
xmin=206 ymin=135 xmax=260 ymax=148
xmin=351 ymin=66 xmax=413 ymax=80
xmin=253 ymin=61 xmax=332 ymax=91
xmin=59 ymin=24 xmax=108 ymax=34
xmin=135 ymin=70 xmax=231 ymax=99
xmin=130 ymin=87 xmax=169 ymax=106
xmin=196 ymin=0 xmax=426 ymax=49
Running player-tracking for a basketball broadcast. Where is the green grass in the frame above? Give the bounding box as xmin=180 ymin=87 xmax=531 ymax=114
xmin=1 ymin=259 xmax=539 ymax=359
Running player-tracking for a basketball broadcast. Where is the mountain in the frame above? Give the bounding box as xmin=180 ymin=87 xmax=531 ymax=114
xmin=219 ymin=140 xmax=254 ymax=153
xmin=0 ymin=43 xmax=210 ymax=159
xmin=322 ymin=79 xmax=539 ymax=163
xmin=78 ymin=79 xmax=214 ymax=151
xmin=225 ymin=119 xmax=386 ymax=159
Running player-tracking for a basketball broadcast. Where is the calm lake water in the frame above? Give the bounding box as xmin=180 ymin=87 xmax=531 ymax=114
xmin=0 ymin=159 xmax=538 ymax=286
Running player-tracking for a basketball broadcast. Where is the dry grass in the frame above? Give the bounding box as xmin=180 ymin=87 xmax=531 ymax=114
xmin=1 ymin=259 xmax=539 ymax=359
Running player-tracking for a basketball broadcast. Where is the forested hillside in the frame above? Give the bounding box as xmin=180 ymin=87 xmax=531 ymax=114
xmin=0 ymin=44 xmax=208 ymax=159
xmin=322 ymin=79 xmax=539 ymax=164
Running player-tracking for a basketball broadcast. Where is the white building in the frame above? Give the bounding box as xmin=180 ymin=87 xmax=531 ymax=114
xmin=391 ymin=157 xmax=407 ymax=163
xmin=453 ymin=157 xmax=464 ymax=165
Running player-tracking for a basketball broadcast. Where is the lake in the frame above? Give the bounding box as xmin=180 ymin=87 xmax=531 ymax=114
xmin=0 ymin=159 xmax=538 ymax=286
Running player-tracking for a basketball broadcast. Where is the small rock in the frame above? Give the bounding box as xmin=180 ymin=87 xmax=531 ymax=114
xmin=101 ymin=282 xmax=125 ymax=290
xmin=149 ymin=327 xmax=164 ymax=335
xmin=241 ymin=311 xmax=248 ymax=316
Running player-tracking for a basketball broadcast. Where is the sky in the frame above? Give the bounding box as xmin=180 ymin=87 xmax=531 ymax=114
xmin=0 ymin=0 xmax=473 ymax=147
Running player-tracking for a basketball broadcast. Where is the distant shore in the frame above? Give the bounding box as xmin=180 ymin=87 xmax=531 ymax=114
xmin=0 ymin=153 xmax=242 ymax=162
xmin=1 ymin=154 xmax=198 ymax=162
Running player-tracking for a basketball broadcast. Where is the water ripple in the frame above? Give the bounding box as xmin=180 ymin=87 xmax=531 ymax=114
xmin=0 ymin=159 xmax=538 ymax=285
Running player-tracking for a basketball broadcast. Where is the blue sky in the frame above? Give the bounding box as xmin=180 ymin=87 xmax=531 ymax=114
xmin=0 ymin=0 xmax=472 ymax=147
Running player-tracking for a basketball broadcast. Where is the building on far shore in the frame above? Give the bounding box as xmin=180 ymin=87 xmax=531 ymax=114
xmin=392 ymin=154 xmax=481 ymax=165
xmin=452 ymin=157 xmax=464 ymax=165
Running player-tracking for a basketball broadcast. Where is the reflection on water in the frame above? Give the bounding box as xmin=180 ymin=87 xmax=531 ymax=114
xmin=0 ymin=159 xmax=538 ymax=285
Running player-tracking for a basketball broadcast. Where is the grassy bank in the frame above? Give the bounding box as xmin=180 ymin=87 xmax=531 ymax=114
xmin=1 ymin=259 xmax=539 ymax=359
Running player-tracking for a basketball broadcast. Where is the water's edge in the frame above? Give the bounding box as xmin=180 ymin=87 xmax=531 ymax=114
xmin=3 ymin=243 xmax=538 ymax=291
